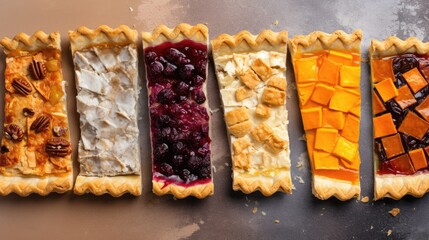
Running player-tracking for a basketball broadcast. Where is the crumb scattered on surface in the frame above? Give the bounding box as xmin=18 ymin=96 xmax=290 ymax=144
xmin=298 ymin=134 xmax=306 ymax=142
xmin=361 ymin=196 xmax=369 ymax=203
xmin=245 ymin=203 xmax=249 ymax=207
xmin=389 ymin=208 xmax=400 ymax=217
xmin=292 ymin=184 xmax=296 ymax=190
xmin=294 ymin=176 xmax=305 ymax=184
xmin=273 ymin=20 xmax=279 ymax=25
xmin=212 ymin=165 xmax=217 ymax=173
xmin=261 ymin=211 xmax=266 ymax=216
xmin=361 ymin=57 xmax=368 ymax=63
xmin=387 ymin=229 xmax=392 ymax=236
xmin=252 ymin=207 xmax=258 ymax=214
xmin=370 ymin=225 xmax=373 ymax=230
xmin=225 ymin=162 xmax=230 ymax=167
xmin=199 ymin=220 xmax=205 ymax=224
xmin=297 ymin=153 xmax=308 ymax=171
xmin=210 ymin=108 xmax=220 ymax=114
xmin=129 ymin=6 xmax=134 ymax=12
xmin=274 ymin=220 xmax=280 ymax=224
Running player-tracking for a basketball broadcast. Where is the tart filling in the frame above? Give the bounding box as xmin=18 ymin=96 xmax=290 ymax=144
xmin=212 ymin=30 xmax=292 ymax=196
xmin=0 ymin=31 xmax=72 ymax=196
xmin=289 ymin=30 xmax=363 ymax=200
xmin=370 ymin=36 xmax=429 ymax=199
xmin=70 ymin=25 xmax=141 ymax=196
xmin=142 ymin=24 xmax=213 ymax=199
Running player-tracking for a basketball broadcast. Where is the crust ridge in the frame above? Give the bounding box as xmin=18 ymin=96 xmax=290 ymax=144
xmin=370 ymin=36 xmax=429 ymax=58
xmin=152 ymin=181 xmax=213 ymax=199
xmin=0 ymin=31 xmax=60 ymax=54
xmin=313 ymin=176 xmax=360 ymax=200
xmin=74 ymin=176 xmax=141 ymax=197
xmin=0 ymin=175 xmax=72 ymax=196
xmin=233 ymin=171 xmax=292 ymax=196
xmin=142 ymin=23 xmax=208 ymax=45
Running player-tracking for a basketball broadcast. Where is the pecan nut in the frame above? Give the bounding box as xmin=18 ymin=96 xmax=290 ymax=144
xmin=30 ymin=114 xmax=50 ymax=133
xmin=4 ymin=124 xmax=24 ymax=142
xmin=45 ymin=138 xmax=71 ymax=157
xmin=30 ymin=59 xmax=47 ymax=80
xmin=53 ymin=126 xmax=67 ymax=137
xmin=12 ymin=78 xmax=32 ymax=96
xmin=23 ymin=107 xmax=35 ymax=117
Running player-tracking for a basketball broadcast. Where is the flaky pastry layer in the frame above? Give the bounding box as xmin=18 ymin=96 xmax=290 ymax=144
xmin=142 ymin=23 xmax=208 ymax=46
xmin=313 ymin=175 xmax=360 ymax=200
xmin=152 ymin=181 xmax=214 ymax=199
xmin=233 ymin=170 xmax=292 ymax=196
xmin=0 ymin=31 xmax=60 ymax=55
xmin=74 ymin=176 xmax=141 ymax=197
xmin=0 ymin=174 xmax=72 ymax=196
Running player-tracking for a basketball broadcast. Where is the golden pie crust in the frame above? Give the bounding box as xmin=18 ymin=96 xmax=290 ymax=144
xmin=70 ymin=25 xmax=141 ymax=197
xmin=0 ymin=31 xmax=72 ymax=196
xmin=289 ymin=30 xmax=363 ymax=200
xmin=370 ymin=36 xmax=429 ymax=200
xmin=212 ymin=30 xmax=292 ymax=196
xmin=142 ymin=24 xmax=214 ymax=199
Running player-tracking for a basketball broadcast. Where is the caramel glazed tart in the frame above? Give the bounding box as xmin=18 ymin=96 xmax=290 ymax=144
xmin=143 ymin=24 xmax=214 ymax=199
xmin=371 ymin=36 xmax=429 ymax=200
xmin=70 ymin=25 xmax=141 ymax=197
xmin=289 ymin=30 xmax=363 ymax=200
xmin=212 ymin=30 xmax=293 ymax=196
xmin=0 ymin=31 xmax=72 ymax=196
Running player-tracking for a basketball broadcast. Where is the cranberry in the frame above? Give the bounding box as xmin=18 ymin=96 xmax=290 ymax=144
xmin=192 ymin=89 xmax=206 ymax=104
xmin=179 ymin=64 xmax=195 ymax=80
xmin=166 ymin=48 xmax=186 ymax=61
xmin=158 ymin=115 xmax=171 ymax=126
xmin=163 ymin=63 xmax=177 ymax=76
xmin=145 ymin=51 xmax=157 ymax=63
xmin=197 ymin=166 xmax=211 ymax=179
xmin=158 ymin=88 xmax=175 ymax=104
xmin=394 ymin=73 xmax=407 ymax=88
xmin=188 ymin=153 xmax=202 ymax=170
xmin=180 ymin=169 xmax=197 ymax=182
xmin=172 ymin=154 xmax=184 ymax=167
xmin=393 ymin=56 xmax=419 ymax=74
xmin=160 ymin=127 xmax=171 ymax=139
xmin=173 ymin=141 xmax=185 ymax=152
xmin=195 ymin=60 xmax=207 ymax=75
xmin=154 ymin=143 xmax=169 ymax=157
xmin=176 ymin=57 xmax=191 ymax=66
xmin=192 ymin=75 xmax=204 ymax=87
xmin=197 ymin=142 xmax=210 ymax=156
xmin=150 ymin=61 xmax=164 ymax=75
xmin=176 ymin=81 xmax=190 ymax=96
xmin=160 ymin=163 xmax=174 ymax=176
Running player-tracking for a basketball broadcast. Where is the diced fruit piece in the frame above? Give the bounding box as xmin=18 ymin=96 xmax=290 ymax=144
xmin=328 ymin=50 xmax=353 ymax=65
xmin=340 ymin=65 xmax=360 ymax=88
xmin=232 ymin=138 xmax=251 ymax=155
xmin=251 ymin=58 xmax=272 ymax=81
xmin=267 ymin=76 xmax=286 ymax=91
xmin=373 ymin=91 xmax=386 ymax=115
xmin=374 ymin=78 xmax=398 ymax=102
xmin=266 ymin=134 xmax=288 ymax=153
xmin=393 ymin=57 xmax=419 ymax=74
xmin=373 ymin=113 xmax=397 ymax=138
xmin=228 ymin=121 xmax=252 ymax=138
xmin=415 ymin=96 xmax=429 ymax=122
xmin=398 ymin=111 xmax=429 ymax=140
xmin=313 ymin=150 xmax=340 ymax=170
xmin=294 ymin=57 xmax=317 ymax=83
xmin=225 ymin=107 xmax=249 ymax=126
xmin=322 ymin=108 xmax=344 ymax=130
xmin=297 ymin=82 xmax=315 ymax=106
xmin=235 ymin=86 xmax=253 ymax=102
xmin=328 ymin=86 xmax=360 ymax=112
xmin=310 ymin=84 xmax=335 ymax=105
xmin=389 ymin=154 xmax=416 ymax=175
xmin=371 ymin=59 xmax=395 ymax=83
xmin=255 ymin=104 xmax=271 ymax=118
xmin=301 ymin=107 xmax=322 ymax=130
xmin=402 ymin=67 xmax=428 ymax=93
xmin=49 ymin=84 xmax=64 ymax=105
xmin=408 ymin=148 xmax=428 ymax=171
xmin=318 ymin=57 xmax=340 ymax=85
xmin=314 ymin=128 xmax=338 ymax=153
xmin=341 ymin=114 xmax=360 ymax=143
xmin=233 ymin=153 xmax=250 ymax=170
xmin=261 ymin=87 xmax=285 ymax=106
xmin=381 ymin=133 xmax=405 ymax=159
xmin=349 ymin=101 xmax=361 ymax=117
xmin=332 ymin=136 xmax=358 ymax=163
xmin=394 ymin=85 xmax=416 ymax=109
xmin=341 ymin=152 xmax=360 ymax=171
xmin=251 ymin=123 xmax=273 ymax=142
xmin=239 ymin=69 xmax=260 ymax=89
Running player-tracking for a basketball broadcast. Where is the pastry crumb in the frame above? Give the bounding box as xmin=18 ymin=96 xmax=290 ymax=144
xmin=361 ymin=196 xmax=369 ymax=203
xmin=252 ymin=207 xmax=258 ymax=214
xmin=294 ymin=176 xmax=305 ymax=184
xmin=273 ymin=20 xmax=279 ymax=25
xmin=298 ymin=134 xmax=306 ymax=142
xmin=245 ymin=203 xmax=249 ymax=207
xmin=129 ymin=6 xmax=134 ymax=12
xmin=292 ymin=184 xmax=296 ymax=190
xmin=274 ymin=219 xmax=280 ymax=224
xmin=387 ymin=229 xmax=392 ymax=236
xmin=225 ymin=162 xmax=230 ymax=167
xmin=212 ymin=165 xmax=217 ymax=173
xmin=210 ymin=108 xmax=220 ymax=114
xmin=361 ymin=57 xmax=368 ymax=63
xmin=389 ymin=208 xmax=400 ymax=217
xmin=370 ymin=225 xmax=373 ymax=230
xmin=261 ymin=211 xmax=266 ymax=216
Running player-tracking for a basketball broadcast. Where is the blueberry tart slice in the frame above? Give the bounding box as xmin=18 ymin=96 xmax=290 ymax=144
xmin=142 ymin=24 xmax=213 ymax=198
xmin=69 ymin=25 xmax=141 ymax=196
xmin=212 ymin=30 xmax=292 ymax=196
xmin=0 ymin=31 xmax=72 ymax=196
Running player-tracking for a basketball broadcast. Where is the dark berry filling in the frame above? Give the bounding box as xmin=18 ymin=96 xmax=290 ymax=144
xmin=145 ymin=40 xmax=211 ymax=187
xmin=375 ymin=54 xmax=429 ymax=175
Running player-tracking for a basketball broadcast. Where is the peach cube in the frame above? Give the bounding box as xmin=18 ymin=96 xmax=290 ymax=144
xmin=341 ymin=114 xmax=360 ymax=143
xmin=373 ymin=113 xmax=397 ymax=138
xmin=374 ymin=78 xmax=398 ymax=102
xmin=315 ymin=128 xmax=339 ymax=153
xmin=373 ymin=91 xmax=386 ymax=115
xmin=381 ymin=133 xmax=405 ymax=159
xmin=402 ymin=67 xmax=428 ymax=93
xmin=340 ymin=152 xmax=360 ymax=171
xmin=297 ymin=83 xmax=315 ymax=106
xmin=415 ymin=96 xmax=429 ymax=122
xmin=301 ymin=107 xmax=322 ymax=130
xmin=332 ymin=136 xmax=358 ymax=163
xmin=340 ymin=65 xmax=360 ymax=88
xmin=318 ymin=57 xmax=340 ymax=85
xmin=398 ymin=111 xmax=429 ymax=140
xmin=329 ymin=86 xmax=360 ymax=112
xmin=328 ymin=50 xmax=353 ymax=65
xmin=371 ymin=59 xmax=395 ymax=83
xmin=409 ymin=148 xmax=428 ymax=171
xmin=313 ymin=150 xmax=340 ymax=170
xmin=310 ymin=84 xmax=336 ymax=105
xmin=322 ymin=108 xmax=345 ymax=130
xmin=295 ymin=57 xmax=318 ymax=83
xmin=394 ymin=85 xmax=416 ymax=109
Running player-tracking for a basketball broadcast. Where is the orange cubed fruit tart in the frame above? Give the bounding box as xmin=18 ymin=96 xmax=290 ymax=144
xmin=370 ymin=36 xmax=429 ymax=200
xmin=289 ymin=30 xmax=362 ymax=200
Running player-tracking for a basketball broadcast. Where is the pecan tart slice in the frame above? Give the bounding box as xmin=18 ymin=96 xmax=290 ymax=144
xmin=289 ymin=30 xmax=363 ymax=200
xmin=0 ymin=31 xmax=72 ymax=196
xmin=142 ymin=24 xmax=213 ymax=198
xmin=370 ymin=36 xmax=429 ymax=200
xmin=212 ymin=30 xmax=292 ymax=196
xmin=69 ymin=25 xmax=141 ymax=196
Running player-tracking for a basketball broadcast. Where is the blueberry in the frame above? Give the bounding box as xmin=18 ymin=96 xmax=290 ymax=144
xmin=160 ymin=127 xmax=171 ymax=139
xmin=159 ymin=163 xmax=174 ymax=176
xmin=192 ymin=75 xmax=204 ymax=87
xmin=163 ymin=63 xmax=177 ymax=76
xmin=179 ymin=64 xmax=195 ymax=80
xmin=154 ymin=143 xmax=169 ymax=157
xmin=192 ymin=89 xmax=206 ymax=104
xmin=149 ymin=61 xmax=164 ymax=75
xmin=145 ymin=51 xmax=157 ymax=63
xmin=188 ymin=153 xmax=202 ymax=170
xmin=374 ymin=139 xmax=387 ymax=161
xmin=158 ymin=88 xmax=175 ymax=104
xmin=180 ymin=169 xmax=198 ymax=182
xmin=195 ymin=60 xmax=207 ymax=75
xmin=172 ymin=154 xmax=184 ymax=167
xmin=166 ymin=48 xmax=186 ymax=62
xmin=393 ymin=56 xmax=419 ymax=74
xmin=174 ymin=141 xmax=185 ymax=152
xmin=197 ymin=142 xmax=210 ymax=156
xmin=158 ymin=115 xmax=171 ymax=126
xmin=176 ymin=81 xmax=190 ymax=95
xmin=197 ymin=166 xmax=211 ymax=179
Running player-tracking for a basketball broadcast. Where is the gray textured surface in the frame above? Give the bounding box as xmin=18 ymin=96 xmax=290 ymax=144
xmin=0 ymin=0 xmax=428 ymax=239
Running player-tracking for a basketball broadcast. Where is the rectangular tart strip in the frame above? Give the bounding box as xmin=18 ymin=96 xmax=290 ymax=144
xmin=69 ymin=25 xmax=141 ymax=196
xmin=289 ymin=30 xmax=363 ymax=200
xmin=142 ymin=24 xmax=213 ymax=199
xmin=211 ymin=30 xmax=292 ymax=196
xmin=370 ymin=36 xmax=429 ymax=200
xmin=0 ymin=31 xmax=72 ymax=196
